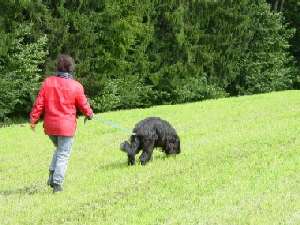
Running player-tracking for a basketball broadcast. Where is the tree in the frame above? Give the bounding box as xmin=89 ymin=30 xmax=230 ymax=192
xmin=0 ymin=25 xmax=47 ymax=120
xmin=0 ymin=0 xmax=297 ymax=119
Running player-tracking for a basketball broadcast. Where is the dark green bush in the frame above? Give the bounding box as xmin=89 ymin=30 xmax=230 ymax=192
xmin=0 ymin=0 xmax=298 ymax=120
xmin=0 ymin=25 xmax=47 ymax=121
xmin=91 ymin=76 xmax=154 ymax=112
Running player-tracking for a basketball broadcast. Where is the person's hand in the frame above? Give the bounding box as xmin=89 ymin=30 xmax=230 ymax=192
xmin=30 ymin=123 xmax=36 ymax=131
xmin=84 ymin=114 xmax=93 ymax=124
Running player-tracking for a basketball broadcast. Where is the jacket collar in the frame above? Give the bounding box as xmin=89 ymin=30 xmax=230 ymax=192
xmin=56 ymin=71 xmax=73 ymax=79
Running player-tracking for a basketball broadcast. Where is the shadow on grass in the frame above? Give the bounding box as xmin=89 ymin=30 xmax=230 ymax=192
xmin=96 ymin=161 xmax=128 ymax=171
xmin=96 ymin=153 xmax=169 ymax=171
xmin=0 ymin=183 xmax=47 ymax=196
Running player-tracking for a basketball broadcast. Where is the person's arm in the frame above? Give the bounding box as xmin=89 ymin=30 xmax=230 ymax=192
xmin=30 ymin=82 xmax=46 ymax=129
xmin=75 ymin=84 xmax=93 ymax=120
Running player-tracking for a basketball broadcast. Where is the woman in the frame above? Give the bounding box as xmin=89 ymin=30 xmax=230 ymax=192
xmin=30 ymin=54 xmax=93 ymax=193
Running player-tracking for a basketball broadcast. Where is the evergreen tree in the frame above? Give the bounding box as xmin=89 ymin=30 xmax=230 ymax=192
xmin=0 ymin=0 xmax=297 ymax=120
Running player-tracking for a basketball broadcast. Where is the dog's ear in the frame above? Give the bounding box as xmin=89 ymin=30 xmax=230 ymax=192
xmin=165 ymin=138 xmax=173 ymax=154
xmin=166 ymin=136 xmax=180 ymax=154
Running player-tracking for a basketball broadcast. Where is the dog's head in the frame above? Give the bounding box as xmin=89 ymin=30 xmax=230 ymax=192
xmin=120 ymin=141 xmax=135 ymax=165
xmin=120 ymin=141 xmax=131 ymax=153
xmin=165 ymin=135 xmax=181 ymax=155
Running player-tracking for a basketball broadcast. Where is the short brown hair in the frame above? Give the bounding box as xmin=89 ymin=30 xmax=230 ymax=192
xmin=56 ymin=54 xmax=75 ymax=72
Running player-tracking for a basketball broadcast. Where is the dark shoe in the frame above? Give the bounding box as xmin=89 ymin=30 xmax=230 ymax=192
xmin=47 ymin=170 xmax=54 ymax=188
xmin=52 ymin=183 xmax=63 ymax=193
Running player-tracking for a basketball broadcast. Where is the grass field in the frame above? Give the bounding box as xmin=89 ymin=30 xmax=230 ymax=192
xmin=1 ymin=91 xmax=299 ymax=225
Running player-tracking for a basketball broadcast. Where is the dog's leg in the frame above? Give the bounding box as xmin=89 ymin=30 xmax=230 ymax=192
xmin=139 ymin=139 xmax=154 ymax=165
xmin=128 ymin=154 xmax=135 ymax=165
xmin=129 ymin=135 xmax=140 ymax=153
xmin=127 ymin=136 xmax=141 ymax=166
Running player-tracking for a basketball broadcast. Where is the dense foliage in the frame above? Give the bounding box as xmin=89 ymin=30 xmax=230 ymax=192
xmin=281 ymin=0 xmax=300 ymax=88
xmin=267 ymin=0 xmax=300 ymax=88
xmin=0 ymin=0 xmax=298 ymax=120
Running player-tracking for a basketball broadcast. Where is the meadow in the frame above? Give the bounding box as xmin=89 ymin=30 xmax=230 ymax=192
xmin=0 ymin=91 xmax=299 ymax=225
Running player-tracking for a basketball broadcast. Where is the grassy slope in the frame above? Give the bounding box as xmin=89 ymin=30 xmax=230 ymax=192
xmin=0 ymin=91 xmax=299 ymax=225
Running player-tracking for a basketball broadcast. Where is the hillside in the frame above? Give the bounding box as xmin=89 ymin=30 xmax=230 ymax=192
xmin=0 ymin=91 xmax=299 ymax=225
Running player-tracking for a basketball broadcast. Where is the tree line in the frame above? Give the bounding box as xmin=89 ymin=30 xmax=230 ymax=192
xmin=0 ymin=0 xmax=299 ymax=121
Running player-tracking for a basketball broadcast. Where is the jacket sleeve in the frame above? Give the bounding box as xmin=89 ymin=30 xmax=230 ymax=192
xmin=30 ymin=82 xmax=46 ymax=124
xmin=75 ymin=85 xmax=93 ymax=117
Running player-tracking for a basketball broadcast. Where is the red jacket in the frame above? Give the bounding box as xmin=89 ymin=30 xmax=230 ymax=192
xmin=30 ymin=76 xmax=93 ymax=136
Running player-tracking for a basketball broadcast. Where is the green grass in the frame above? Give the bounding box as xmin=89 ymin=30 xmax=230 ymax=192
xmin=1 ymin=90 xmax=300 ymax=225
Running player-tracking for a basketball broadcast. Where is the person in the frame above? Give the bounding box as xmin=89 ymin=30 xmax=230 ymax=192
xmin=30 ymin=54 xmax=93 ymax=193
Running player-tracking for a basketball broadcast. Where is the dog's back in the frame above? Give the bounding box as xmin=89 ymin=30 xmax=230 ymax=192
xmin=133 ymin=117 xmax=177 ymax=138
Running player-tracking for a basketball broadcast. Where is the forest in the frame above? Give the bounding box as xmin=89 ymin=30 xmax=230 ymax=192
xmin=0 ymin=0 xmax=299 ymax=121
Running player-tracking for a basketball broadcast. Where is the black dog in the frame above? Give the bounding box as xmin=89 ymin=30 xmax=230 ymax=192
xmin=120 ymin=117 xmax=181 ymax=165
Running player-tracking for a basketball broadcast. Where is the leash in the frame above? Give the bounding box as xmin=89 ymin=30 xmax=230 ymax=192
xmin=85 ymin=115 xmax=133 ymax=134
